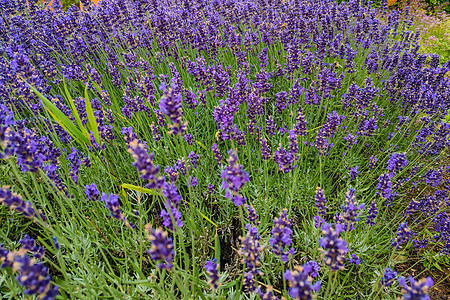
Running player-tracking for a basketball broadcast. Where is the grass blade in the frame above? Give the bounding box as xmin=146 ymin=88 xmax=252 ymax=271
xmin=25 ymin=81 xmax=91 ymax=145
xmin=84 ymin=82 xmax=101 ymax=145
xmin=63 ymin=78 xmax=90 ymax=140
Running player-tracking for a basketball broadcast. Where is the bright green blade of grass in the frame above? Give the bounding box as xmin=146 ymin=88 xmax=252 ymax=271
xmin=26 ymin=81 xmax=91 ymax=145
xmin=63 ymin=78 xmax=90 ymax=140
xmin=121 ymin=183 xmax=161 ymax=196
xmin=84 ymin=81 xmax=101 ymax=145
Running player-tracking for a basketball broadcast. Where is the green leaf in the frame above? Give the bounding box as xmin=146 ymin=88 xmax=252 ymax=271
xmin=25 ymin=82 xmax=91 ymax=145
xmin=84 ymin=82 xmax=101 ymax=145
xmin=121 ymin=184 xmax=161 ymax=196
xmin=214 ymin=229 xmax=221 ymax=265
xmin=434 ymin=262 xmax=443 ymax=271
xmin=63 ymin=78 xmax=90 ymax=140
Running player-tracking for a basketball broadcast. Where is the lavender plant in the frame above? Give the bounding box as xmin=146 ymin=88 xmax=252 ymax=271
xmin=0 ymin=0 xmax=449 ymax=298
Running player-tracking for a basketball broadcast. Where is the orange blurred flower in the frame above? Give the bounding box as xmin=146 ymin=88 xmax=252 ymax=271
xmin=388 ymin=0 xmax=397 ymax=6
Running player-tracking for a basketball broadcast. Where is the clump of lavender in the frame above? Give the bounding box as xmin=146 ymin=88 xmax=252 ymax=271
xmin=387 ymin=153 xmax=408 ymax=176
xmin=145 ymin=226 xmax=175 ymax=270
xmin=246 ymin=205 xmax=260 ymax=226
xmin=260 ymin=138 xmax=271 ymax=161
xmin=204 ymin=259 xmax=220 ymax=290
xmin=221 ymin=150 xmax=249 ymax=206
xmin=85 ymin=183 xmax=100 ymax=201
xmin=188 ymin=176 xmax=198 ymax=189
xmin=188 ymin=151 xmax=199 ymax=169
xmin=0 ymin=246 xmax=59 ymax=300
xmin=257 ymin=286 xmax=279 ymax=300
xmin=238 ymin=224 xmax=264 ymax=292
xmin=19 ymin=234 xmax=44 ymax=259
xmin=313 ymin=187 xmax=327 ymax=228
xmin=398 ymin=276 xmax=433 ymax=300
xmin=318 ymin=223 xmax=348 ymax=271
xmin=377 ymin=173 xmax=396 ymax=202
xmin=349 ymin=166 xmax=360 ymax=181
xmin=366 ymin=201 xmax=378 ymax=226
xmin=158 ymin=81 xmax=187 ymax=135
xmin=274 ymin=144 xmax=296 ymax=173
xmin=348 ymin=254 xmax=361 ymax=265
xmin=284 ymin=264 xmax=321 ymax=299
xmin=368 ymin=155 xmax=378 ymax=170
xmin=160 ymin=183 xmax=184 ymax=230
xmin=381 ymin=267 xmax=397 ymax=287
xmin=208 ymin=184 xmax=215 ymax=194
xmin=211 ymin=144 xmax=222 ymax=164
xmin=392 ymin=222 xmax=413 ymax=249
xmin=122 ymin=127 xmax=165 ymax=189
xmin=102 ymin=193 xmax=134 ymax=229
xmin=335 ymin=189 xmax=365 ymax=231
xmin=0 ymin=187 xmax=47 ymax=222
xmin=269 ymin=209 xmax=295 ymax=262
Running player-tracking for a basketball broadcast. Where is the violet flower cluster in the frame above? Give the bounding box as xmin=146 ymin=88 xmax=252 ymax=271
xmin=221 ymin=150 xmax=249 ymax=206
xmin=269 ymin=209 xmax=295 ymax=262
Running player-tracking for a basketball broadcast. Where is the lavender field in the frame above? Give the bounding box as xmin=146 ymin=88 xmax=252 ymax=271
xmin=0 ymin=0 xmax=449 ymax=299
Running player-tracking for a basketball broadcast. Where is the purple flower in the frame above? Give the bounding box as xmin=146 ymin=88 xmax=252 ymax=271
xmin=335 ymin=189 xmax=365 ymax=231
xmin=289 ymin=130 xmax=299 ymax=155
xmin=314 ymin=187 xmax=327 ymax=216
xmin=260 ymin=138 xmax=271 ymax=161
xmin=0 ymin=245 xmax=59 ymax=300
xmin=257 ymin=286 xmax=279 ymax=300
xmin=238 ymin=224 xmax=263 ymax=292
xmin=377 ymin=173 xmax=395 ymax=201
xmin=305 ymin=260 xmax=320 ymax=278
xmin=398 ymin=276 xmax=433 ymax=300
xmin=387 ymin=153 xmax=408 ymax=176
xmin=159 ymin=81 xmax=186 ymax=135
xmin=52 ymin=237 xmax=59 ymax=250
xmin=208 ymin=184 xmax=215 ymax=194
xmin=366 ymin=201 xmax=378 ymax=227
xmin=146 ymin=226 xmax=175 ymax=270
xmin=274 ymin=144 xmax=296 ymax=173
xmin=381 ymin=267 xmax=397 ymax=287
xmin=319 ymin=223 xmax=348 ymax=271
xmin=348 ymin=254 xmax=361 ymax=265
xmin=221 ymin=150 xmax=249 ymax=206
xmin=211 ymin=144 xmax=222 ymax=164
xmin=188 ymin=151 xmax=199 ymax=169
xmin=246 ymin=205 xmax=260 ymax=226
xmin=258 ymin=47 xmax=268 ymax=68
xmin=266 ymin=116 xmax=276 ymax=136
xmin=269 ymin=209 xmax=295 ymax=262
xmin=349 ymin=166 xmax=360 ymax=181
xmin=0 ymin=187 xmax=47 ymax=222
xmin=189 ymin=176 xmax=198 ymax=189
xmin=160 ymin=183 xmax=184 ymax=230
xmin=368 ymin=155 xmax=378 ymax=170
xmin=122 ymin=127 xmax=165 ymax=190
xmin=19 ymin=234 xmax=44 ymax=259
xmin=294 ymin=110 xmax=307 ymax=137
xmin=184 ymin=133 xmax=193 ymax=146
xmin=284 ymin=264 xmax=321 ymax=299
xmin=85 ymin=183 xmax=100 ymax=201
xmin=392 ymin=222 xmax=413 ymax=249
xmin=204 ymin=259 xmax=220 ymax=290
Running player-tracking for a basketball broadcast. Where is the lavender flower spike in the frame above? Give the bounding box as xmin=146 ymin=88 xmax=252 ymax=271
xmin=204 ymin=259 xmax=220 ymax=290
xmin=270 ymin=209 xmax=295 ymax=262
xmin=284 ymin=264 xmax=321 ymax=299
xmin=318 ymin=223 xmax=348 ymax=271
xmin=221 ymin=150 xmax=249 ymax=206
xmin=398 ymin=276 xmax=434 ymax=300
xmin=145 ymin=226 xmax=175 ymax=270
